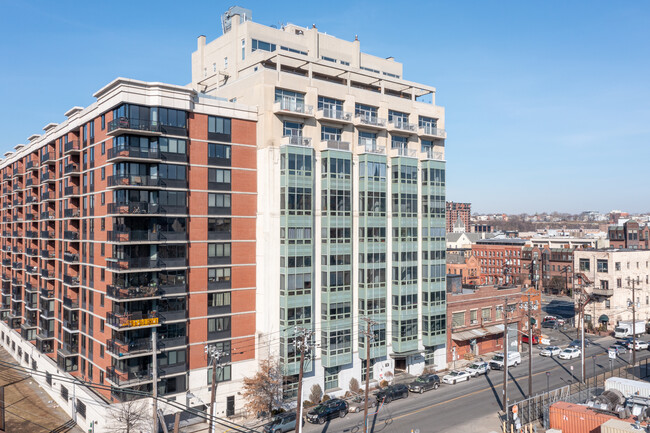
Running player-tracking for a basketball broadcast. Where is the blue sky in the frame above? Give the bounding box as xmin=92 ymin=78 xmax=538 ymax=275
xmin=1 ymin=1 xmax=648 ymax=214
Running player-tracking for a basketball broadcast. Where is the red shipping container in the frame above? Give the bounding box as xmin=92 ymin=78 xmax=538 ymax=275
xmin=549 ymin=402 xmax=640 ymax=433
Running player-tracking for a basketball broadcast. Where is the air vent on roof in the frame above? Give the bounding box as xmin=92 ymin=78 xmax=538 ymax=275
xmin=43 ymin=123 xmax=58 ymax=132
xmin=27 ymin=134 xmax=40 ymax=142
xmin=64 ymin=106 xmax=84 ymax=118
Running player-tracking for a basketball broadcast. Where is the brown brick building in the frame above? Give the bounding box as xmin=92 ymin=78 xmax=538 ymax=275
xmin=0 ymin=78 xmax=258 ymax=406
xmin=608 ymin=220 xmax=650 ymax=249
xmin=447 ymin=285 xmax=539 ymax=364
xmin=446 ymin=201 xmax=471 ymax=233
xmin=521 ymin=246 xmax=574 ymax=294
xmin=471 ymin=238 xmax=526 ymax=286
xmin=446 ymin=253 xmax=481 ymax=285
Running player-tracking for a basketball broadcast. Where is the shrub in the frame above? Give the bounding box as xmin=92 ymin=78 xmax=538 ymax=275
xmin=379 ymin=380 xmax=388 ymax=388
xmin=321 ymin=394 xmax=330 ymax=402
xmin=349 ymin=378 xmax=360 ymax=394
xmin=309 ymin=384 xmax=323 ymax=404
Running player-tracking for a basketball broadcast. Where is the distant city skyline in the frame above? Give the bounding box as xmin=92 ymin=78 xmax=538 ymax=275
xmin=1 ymin=1 xmax=648 ymax=212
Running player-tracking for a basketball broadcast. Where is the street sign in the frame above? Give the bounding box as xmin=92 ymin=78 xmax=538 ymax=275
xmin=609 ymin=350 xmax=616 ymax=359
xmin=512 ymin=404 xmax=518 ymax=416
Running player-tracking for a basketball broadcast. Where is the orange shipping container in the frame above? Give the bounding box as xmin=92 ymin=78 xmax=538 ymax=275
xmin=549 ymin=402 xmax=637 ymax=433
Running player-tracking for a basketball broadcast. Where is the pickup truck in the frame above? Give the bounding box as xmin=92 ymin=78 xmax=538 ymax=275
xmin=488 ymin=352 xmax=521 ymax=370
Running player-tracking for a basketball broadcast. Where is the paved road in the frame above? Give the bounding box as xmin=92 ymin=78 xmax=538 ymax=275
xmin=302 ymin=334 xmax=650 ymax=433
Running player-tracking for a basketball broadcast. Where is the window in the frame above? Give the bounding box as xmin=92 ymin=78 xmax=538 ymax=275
xmin=208 ymin=116 xmax=231 ymax=135
xmin=605 ymin=299 xmax=610 ymax=309
xmin=208 ymin=218 xmax=231 ymax=235
xmin=207 ymin=365 xmax=232 ymax=384
xmin=324 ymin=367 xmax=339 ymax=391
xmin=600 ymin=280 xmax=609 ymax=290
xmin=251 ymin=39 xmax=276 ymax=52
xmin=321 ymin=126 xmax=342 ymax=142
xmin=208 ymin=243 xmax=231 ymax=258
xmin=597 ymin=259 xmax=608 ymax=273
xmin=208 ymin=292 xmax=231 ymax=307
xmin=208 ymin=143 xmax=231 ymax=159
xmin=101 ymin=114 xmax=105 ymax=130
xmin=159 ymin=137 xmax=187 ymax=154
xmin=451 ymin=312 xmax=465 ymax=328
xmin=482 ymin=308 xmax=491 ymax=322
xmin=208 ymin=168 xmax=231 ymax=184
xmin=579 ymin=258 xmax=590 ymax=272
xmin=615 ymin=262 xmax=621 ymax=271
xmin=470 ymin=310 xmax=477 ymax=324
xmin=208 ymin=193 xmax=231 ymax=208
xmin=617 ymin=278 xmax=622 ymax=288
xmin=241 ymin=38 xmax=245 ymax=60
xmin=208 ymin=267 xmax=231 ymax=282
xmin=208 ymin=317 xmax=231 ymax=332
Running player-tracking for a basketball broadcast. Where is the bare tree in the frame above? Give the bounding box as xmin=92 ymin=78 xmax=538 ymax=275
xmin=348 ymin=378 xmax=360 ymax=394
xmin=242 ymin=356 xmax=283 ymax=417
xmin=309 ymin=384 xmax=323 ymax=404
xmin=105 ymin=399 xmax=153 ymax=433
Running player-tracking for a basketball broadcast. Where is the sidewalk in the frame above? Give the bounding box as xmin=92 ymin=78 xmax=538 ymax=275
xmin=0 ymin=346 xmax=83 ymax=433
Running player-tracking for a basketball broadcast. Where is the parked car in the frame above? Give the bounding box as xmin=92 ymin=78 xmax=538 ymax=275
xmin=608 ymin=344 xmax=627 ymax=355
xmin=347 ymin=394 xmax=371 ymax=413
xmin=263 ymin=412 xmax=303 ymax=433
xmin=569 ymin=339 xmax=591 ymax=348
xmin=627 ymin=340 xmax=649 ymax=351
xmin=539 ymin=346 xmax=562 ymax=357
xmin=374 ymin=384 xmax=409 ymax=405
xmin=465 ymin=361 xmax=490 ymax=377
xmin=522 ymin=334 xmax=541 ymax=345
xmin=441 ymin=370 xmax=471 ymax=384
xmin=544 ymin=316 xmax=565 ymax=326
xmin=408 ymin=374 xmax=440 ymax=393
xmin=558 ymin=347 xmax=581 ymax=360
xmin=542 ymin=320 xmax=558 ymax=329
xmin=489 ymin=352 xmax=521 ymax=370
xmin=306 ymin=399 xmax=349 ymax=424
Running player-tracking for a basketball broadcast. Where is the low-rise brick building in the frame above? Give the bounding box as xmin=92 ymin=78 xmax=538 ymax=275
xmin=446 ymin=285 xmax=539 ymax=365
xmin=471 ymin=238 xmax=526 ymax=286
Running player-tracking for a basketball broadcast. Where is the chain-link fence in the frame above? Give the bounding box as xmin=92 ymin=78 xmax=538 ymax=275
xmin=504 ymin=358 xmax=650 ymax=432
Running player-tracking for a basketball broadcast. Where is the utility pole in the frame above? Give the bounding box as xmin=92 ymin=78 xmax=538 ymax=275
xmin=502 ymin=297 xmax=509 ymax=425
xmin=294 ymin=327 xmax=313 ymax=433
xmin=631 ymin=279 xmax=637 ymax=366
xmin=205 ymin=345 xmax=225 ymax=433
xmin=360 ymin=317 xmax=378 ymax=433
xmin=152 ymin=327 xmax=158 ymax=433
xmin=527 ymin=294 xmax=533 ymax=398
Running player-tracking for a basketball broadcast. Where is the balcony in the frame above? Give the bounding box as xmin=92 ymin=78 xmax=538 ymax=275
xmin=25 ymin=265 xmax=38 ymax=275
xmin=63 ymin=275 xmax=80 ymax=287
xmin=63 ymin=296 xmax=80 ymax=310
xmin=388 ymin=118 xmax=416 ymax=133
xmin=354 ymin=113 xmax=387 ymax=129
xmin=25 ymin=178 xmax=33 ymax=187
xmin=107 ymin=175 xmax=170 ymax=188
xmin=106 ymin=366 xmax=153 ymax=387
xmin=107 ymin=229 xmax=187 ymax=243
xmin=25 ymin=196 xmax=36 ymax=204
xmin=64 ymin=163 xmax=80 ymax=175
xmin=421 ymin=147 xmax=444 ymax=161
xmin=40 ymin=307 xmax=55 ymax=319
xmin=41 ymin=191 xmax=54 ymax=201
xmin=1 ymin=274 xmax=9 ymax=282
xmin=63 ymin=230 xmax=79 ymax=240
xmin=12 ymin=262 xmax=23 ymax=271
xmin=40 ymin=288 xmax=55 ymax=299
xmin=41 ymin=172 xmax=54 ymax=183
xmin=107 ymin=338 xmax=153 ymax=357
xmin=1 ymin=259 xmax=9 ymax=267
xmin=108 ymin=118 xmax=162 ymax=136
xmin=106 ymin=311 xmax=160 ymax=330
xmin=26 ymin=230 xmax=38 ymax=239
xmin=357 ymin=139 xmax=385 ymax=155
xmin=592 ymin=288 xmax=614 ymax=297
xmin=25 ymin=161 xmax=38 ymax=171
xmin=390 ymin=146 xmax=417 ymax=158
xmin=107 ymin=257 xmax=185 ymax=271
xmin=62 ymin=318 xmax=79 ymax=332
xmin=64 ymin=140 xmax=80 ymax=154
xmin=40 ymin=269 xmax=54 ymax=279
xmin=58 ymin=343 xmax=79 ymax=356
xmin=107 ymin=202 xmax=187 ymax=215
xmin=319 ymin=140 xmax=350 ymax=152
xmin=36 ymin=329 xmax=55 ymax=339
xmin=41 ymin=249 xmax=55 ymax=259
xmin=41 ymin=210 xmax=55 ymax=220
xmin=419 ymin=124 xmax=446 ymax=139
xmin=280 ymin=135 xmax=312 ymax=147
xmin=273 ymin=99 xmax=314 ymax=118
xmin=63 ymin=252 xmax=79 ymax=264
xmin=316 ymin=108 xmax=352 ymax=124
xmin=106 ymin=285 xmax=162 ymax=301
xmin=25 ymin=283 xmax=38 ymax=293
xmin=41 ymin=230 xmax=55 ymax=240
xmin=40 ymin=152 xmax=54 ymax=163
xmin=108 ymin=146 xmax=161 ymax=162
xmin=64 ymin=208 xmax=80 ymax=218
xmin=64 ymin=186 xmax=80 ymax=197
xmin=25 ymin=299 xmax=38 ymax=310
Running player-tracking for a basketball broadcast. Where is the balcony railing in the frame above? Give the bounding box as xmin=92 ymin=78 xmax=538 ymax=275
xmin=64 ymin=186 xmax=80 ymax=196
xmin=107 ymin=257 xmax=177 ymax=270
xmin=64 ymin=230 xmax=79 ymax=240
xmin=63 ymin=252 xmax=79 ymax=263
xmin=63 ymin=296 xmax=80 ymax=309
xmin=106 ymin=311 xmax=160 ymax=329
xmin=108 ymin=118 xmax=162 ymax=135
xmin=26 ymin=231 xmax=38 ymax=239
xmin=41 ymin=269 xmax=54 ymax=279
xmin=389 ymin=118 xmax=416 ymax=132
xmin=41 ymin=230 xmax=55 ymax=239
xmin=107 ymin=229 xmax=187 ymax=242
xmin=419 ymin=124 xmax=446 ymax=139
xmin=107 ymin=175 xmax=168 ymax=188
xmin=281 ymin=135 xmax=312 ymax=147
xmin=107 ymin=338 xmax=153 ymax=357
xmin=41 ymin=211 xmax=55 ymax=220
xmin=106 ymin=366 xmax=153 ymax=386
xmin=107 ymin=202 xmax=187 ymax=215
xmin=592 ymin=288 xmax=614 ymax=297
xmin=64 ymin=140 xmax=80 ymax=153
xmin=62 ymin=319 xmax=79 ymax=331
xmin=25 ymin=265 xmax=38 ymax=274
xmin=25 ymin=161 xmax=37 ymax=171
xmin=321 ymin=140 xmax=350 ymax=151
xmin=40 ymin=152 xmax=53 ymax=163
xmin=318 ymin=108 xmax=352 ymax=122
xmin=63 ymin=275 xmax=80 ymax=286
xmin=41 ymin=192 xmax=53 ymax=201
xmin=106 ymin=285 xmax=162 ymax=301
xmin=64 ymin=163 xmax=80 ymax=175
xmin=422 ymin=147 xmax=444 ymax=161
xmin=64 ymin=208 xmax=80 ymax=218
xmin=108 ymin=146 xmax=161 ymax=161
xmin=40 ymin=288 xmax=55 ymax=298
xmin=274 ymin=99 xmax=313 ymax=116
xmin=41 ymin=250 xmax=55 ymax=259
xmin=355 ymin=113 xmax=387 ymax=127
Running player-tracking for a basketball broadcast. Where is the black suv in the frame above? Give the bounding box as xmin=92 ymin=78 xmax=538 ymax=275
xmin=407 ymin=374 xmax=440 ymax=394
xmin=306 ymin=399 xmax=349 ymax=425
xmin=374 ymin=384 xmax=409 ymax=405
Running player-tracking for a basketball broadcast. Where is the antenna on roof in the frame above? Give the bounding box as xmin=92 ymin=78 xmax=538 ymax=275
xmin=221 ymin=6 xmax=252 ymax=34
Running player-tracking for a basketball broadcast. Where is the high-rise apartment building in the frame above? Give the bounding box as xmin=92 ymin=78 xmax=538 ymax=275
xmin=446 ymin=201 xmax=471 ymax=233
xmin=0 ymin=78 xmax=258 ymax=427
xmin=191 ymin=7 xmax=447 ymax=397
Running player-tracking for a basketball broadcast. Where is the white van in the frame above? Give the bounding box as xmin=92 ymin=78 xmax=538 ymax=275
xmin=488 ymin=352 xmax=521 ymax=370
